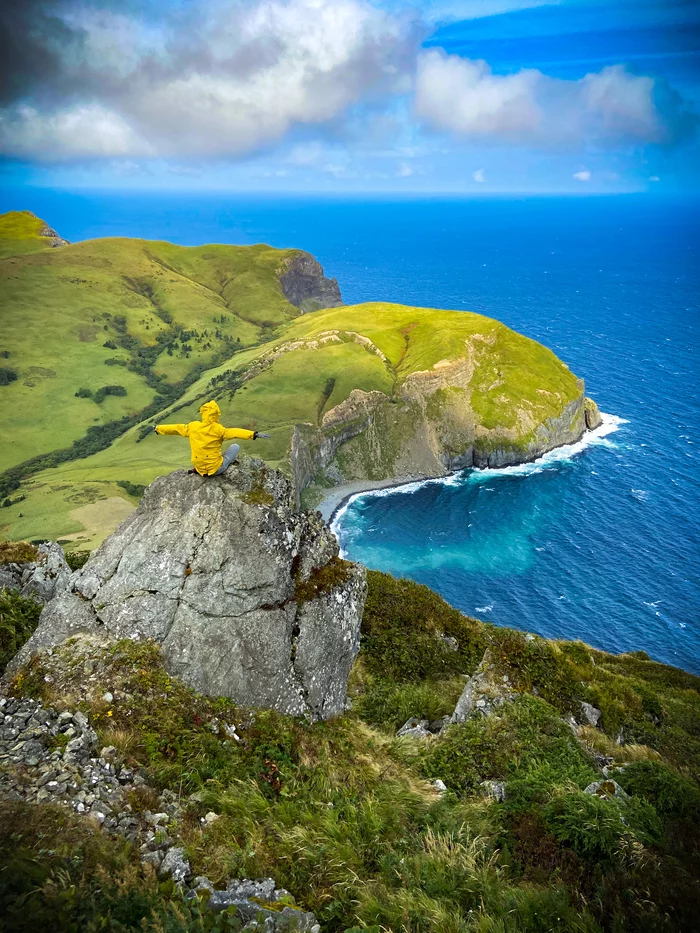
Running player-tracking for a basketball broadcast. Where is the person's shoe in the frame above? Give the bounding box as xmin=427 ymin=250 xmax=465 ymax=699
xmin=188 ymin=469 xmax=198 ymax=475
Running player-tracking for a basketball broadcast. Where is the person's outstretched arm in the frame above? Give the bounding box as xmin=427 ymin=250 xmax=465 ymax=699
xmin=221 ymin=426 xmax=256 ymax=440
xmin=154 ymin=423 xmax=190 ymax=436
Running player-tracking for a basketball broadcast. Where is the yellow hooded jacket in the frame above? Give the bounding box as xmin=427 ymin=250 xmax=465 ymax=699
xmin=155 ymin=400 xmax=255 ymax=475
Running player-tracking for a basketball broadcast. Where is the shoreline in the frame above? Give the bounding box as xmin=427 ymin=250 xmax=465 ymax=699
xmin=318 ymin=411 xmax=625 ymax=531
xmin=317 ymin=474 xmax=430 ymax=525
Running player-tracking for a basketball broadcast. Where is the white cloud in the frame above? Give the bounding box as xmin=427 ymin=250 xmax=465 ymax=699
xmin=473 ymin=168 xmax=486 ymax=183
xmin=397 ymin=161 xmax=413 ymax=176
xmin=0 ymin=104 xmax=149 ymax=158
xmin=649 ymin=175 xmax=660 ymax=181
xmin=573 ymin=170 xmax=591 ymax=181
xmin=415 ymin=49 xmax=689 ymax=149
xmin=0 ymin=0 xmax=418 ymax=159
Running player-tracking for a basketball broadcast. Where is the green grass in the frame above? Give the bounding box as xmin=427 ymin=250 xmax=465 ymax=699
xmin=7 ymin=570 xmax=699 ymax=932
xmin=0 ymin=211 xmax=58 ymax=259
xmin=0 ymin=213 xmax=305 ymax=474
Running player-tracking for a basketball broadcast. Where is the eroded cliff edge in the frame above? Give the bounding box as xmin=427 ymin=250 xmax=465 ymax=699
xmin=284 ymin=320 xmax=603 ymax=503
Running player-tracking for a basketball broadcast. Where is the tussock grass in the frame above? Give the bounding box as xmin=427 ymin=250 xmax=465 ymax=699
xmin=4 ymin=572 xmax=700 ymax=931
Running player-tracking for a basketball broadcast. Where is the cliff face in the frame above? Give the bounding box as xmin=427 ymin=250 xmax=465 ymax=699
xmin=279 ymin=251 xmax=343 ymax=312
xmin=293 ymin=373 xmax=602 ymax=501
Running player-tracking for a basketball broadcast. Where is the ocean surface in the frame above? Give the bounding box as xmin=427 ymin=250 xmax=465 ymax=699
xmin=2 ymin=190 xmax=699 ymax=673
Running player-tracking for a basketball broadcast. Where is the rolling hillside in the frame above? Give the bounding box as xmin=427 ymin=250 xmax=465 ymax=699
xmin=0 ymin=212 xmax=595 ymax=549
xmin=0 ymin=210 xmax=333 ymax=471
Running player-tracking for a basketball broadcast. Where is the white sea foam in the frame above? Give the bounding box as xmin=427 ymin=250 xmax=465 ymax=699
xmin=475 ymin=605 xmax=493 ymax=613
xmin=469 ymin=412 xmax=627 ymax=480
xmin=330 ymin=412 xmax=627 ymax=545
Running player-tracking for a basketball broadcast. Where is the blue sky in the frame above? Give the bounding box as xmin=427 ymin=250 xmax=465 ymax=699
xmin=1 ymin=0 xmax=698 ymax=194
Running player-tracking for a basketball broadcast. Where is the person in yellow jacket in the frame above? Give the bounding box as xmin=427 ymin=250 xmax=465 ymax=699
xmin=154 ymin=400 xmax=269 ymax=476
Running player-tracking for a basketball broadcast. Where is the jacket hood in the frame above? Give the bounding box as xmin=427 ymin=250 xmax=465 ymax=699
xmin=199 ymin=400 xmax=221 ymax=424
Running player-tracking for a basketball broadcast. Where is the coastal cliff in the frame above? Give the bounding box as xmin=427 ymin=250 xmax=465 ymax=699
xmin=275 ymin=305 xmax=604 ymax=505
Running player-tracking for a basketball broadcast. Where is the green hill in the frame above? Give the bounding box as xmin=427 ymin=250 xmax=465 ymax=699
xmin=0 ymin=210 xmax=320 ymax=472
xmin=0 ymin=212 xmax=598 ymax=548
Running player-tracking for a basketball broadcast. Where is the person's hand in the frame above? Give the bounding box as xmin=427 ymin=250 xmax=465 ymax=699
xmin=253 ymin=432 xmax=270 ymax=439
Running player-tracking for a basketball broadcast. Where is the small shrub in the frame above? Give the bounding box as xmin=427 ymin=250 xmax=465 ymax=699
xmin=490 ymin=628 xmax=583 ymax=713
xmin=0 ymin=589 xmax=42 ymax=675
xmin=543 ymin=789 xmax=662 ymax=864
xmin=0 ymin=541 xmax=39 ymax=563
xmin=65 ymin=550 xmax=90 ymax=571
xmin=295 ymin=556 xmax=353 ymax=604
xmin=423 ymin=695 xmax=597 ymax=798
xmin=74 ymin=386 xmax=92 ymax=398
xmin=616 ymin=761 xmax=700 ymax=823
xmin=93 ymin=384 xmax=127 ymax=403
xmin=117 ymin=479 xmax=147 ymax=499
xmin=355 ymin=677 xmax=464 ymax=732
xmin=0 ymin=367 xmax=18 ymax=385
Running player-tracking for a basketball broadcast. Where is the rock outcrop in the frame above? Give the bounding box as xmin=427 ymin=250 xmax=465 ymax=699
xmin=0 ymin=541 xmax=72 ymax=604
xmin=449 ymin=650 xmax=515 ymax=723
xmin=584 ymin=396 xmax=603 ymax=430
xmin=8 ymin=459 xmax=366 ymax=720
xmin=279 ymin=251 xmax=342 ymax=313
xmin=291 ymin=353 xmax=603 ymax=503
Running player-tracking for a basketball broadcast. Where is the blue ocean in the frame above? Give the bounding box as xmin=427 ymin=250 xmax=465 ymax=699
xmin=3 ymin=190 xmax=699 ymax=673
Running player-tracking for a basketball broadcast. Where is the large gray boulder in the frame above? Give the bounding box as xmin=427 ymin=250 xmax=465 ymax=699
xmin=0 ymin=541 xmax=72 ymax=604
xmin=8 ymin=459 xmax=366 ymax=720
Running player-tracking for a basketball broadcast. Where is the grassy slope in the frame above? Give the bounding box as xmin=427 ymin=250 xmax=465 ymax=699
xmin=3 ymin=571 xmax=698 ymax=933
xmin=0 ymin=211 xmax=301 ymax=471
xmin=1 ymin=303 xmax=582 ymax=547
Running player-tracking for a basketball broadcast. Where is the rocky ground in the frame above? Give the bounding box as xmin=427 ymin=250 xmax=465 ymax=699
xmin=0 ymin=688 xmax=319 ymax=932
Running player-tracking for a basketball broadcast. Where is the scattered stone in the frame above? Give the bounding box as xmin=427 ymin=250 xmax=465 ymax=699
xmin=580 ymin=702 xmax=602 ymax=727
xmin=203 ymin=811 xmax=220 ymax=825
xmin=428 ymin=717 xmax=449 ymax=734
xmin=439 ymin=634 xmax=459 ymax=652
xmin=584 ymin=779 xmax=629 ymax=800
xmin=102 ymin=692 xmax=113 ymax=703
xmin=480 ymin=780 xmax=507 ymax=802
xmin=431 ymin=779 xmax=448 ymax=794
xmin=141 ymin=850 xmax=164 ymax=868
xmin=159 ymin=847 xmax=190 ymax=885
xmin=188 ymin=876 xmax=319 ymax=931
xmin=396 ymin=718 xmax=432 ymax=740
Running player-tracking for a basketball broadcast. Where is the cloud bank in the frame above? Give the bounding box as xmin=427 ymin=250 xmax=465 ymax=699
xmin=415 ymin=49 xmax=697 ymax=149
xmin=0 ymin=0 xmax=695 ymax=163
xmin=0 ymin=0 xmax=418 ymax=158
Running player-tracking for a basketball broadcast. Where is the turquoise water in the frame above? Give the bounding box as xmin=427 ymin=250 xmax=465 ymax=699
xmin=2 ymin=191 xmax=698 ymax=672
